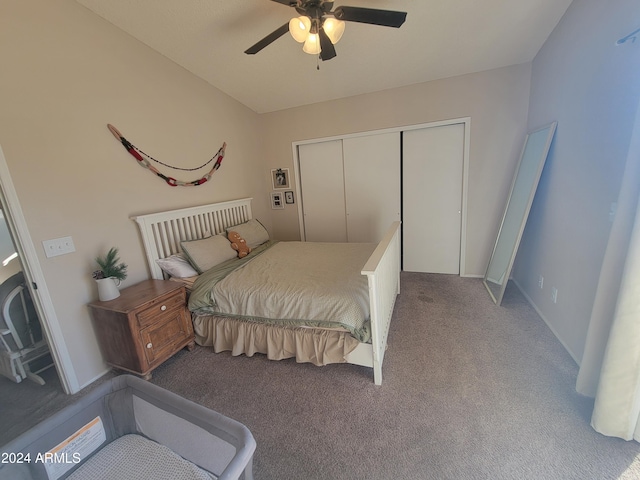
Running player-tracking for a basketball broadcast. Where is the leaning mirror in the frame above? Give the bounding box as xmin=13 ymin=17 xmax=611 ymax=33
xmin=484 ymin=122 xmax=557 ymax=305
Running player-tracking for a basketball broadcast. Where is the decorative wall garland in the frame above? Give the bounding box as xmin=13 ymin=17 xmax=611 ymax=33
xmin=107 ymin=124 xmax=226 ymax=187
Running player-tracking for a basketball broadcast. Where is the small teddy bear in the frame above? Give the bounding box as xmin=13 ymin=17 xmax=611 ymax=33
xmin=228 ymin=231 xmax=252 ymax=258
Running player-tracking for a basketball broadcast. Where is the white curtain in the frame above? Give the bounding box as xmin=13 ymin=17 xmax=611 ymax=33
xmin=591 ymin=191 xmax=640 ymax=440
xmin=576 ymin=99 xmax=640 ymax=440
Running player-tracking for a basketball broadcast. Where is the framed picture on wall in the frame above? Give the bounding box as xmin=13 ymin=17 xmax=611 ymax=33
xmin=271 ymin=192 xmax=285 ymax=209
xmin=271 ymin=168 xmax=290 ymax=189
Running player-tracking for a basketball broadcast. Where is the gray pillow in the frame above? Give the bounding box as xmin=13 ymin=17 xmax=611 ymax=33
xmin=226 ymin=219 xmax=269 ymax=248
xmin=180 ymin=234 xmax=236 ymax=274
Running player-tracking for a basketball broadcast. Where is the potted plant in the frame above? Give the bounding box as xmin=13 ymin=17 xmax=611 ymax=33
xmin=93 ymin=247 xmax=127 ymax=301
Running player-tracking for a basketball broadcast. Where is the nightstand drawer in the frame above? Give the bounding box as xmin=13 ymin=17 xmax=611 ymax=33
xmin=136 ymin=291 xmax=185 ymax=328
xmin=140 ymin=306 xmax=191 ymax=365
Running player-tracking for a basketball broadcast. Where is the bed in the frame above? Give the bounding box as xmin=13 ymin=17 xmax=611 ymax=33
xmin=132 ymin=197 xmax=400 ymax=385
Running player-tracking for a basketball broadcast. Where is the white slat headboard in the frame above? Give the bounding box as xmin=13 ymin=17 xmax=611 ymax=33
xmin=131 ymin=197 xmax=253 ymax=279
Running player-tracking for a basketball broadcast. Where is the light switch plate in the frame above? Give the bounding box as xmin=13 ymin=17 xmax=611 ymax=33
xmin=43 ymin=236 xmax=75 ymax=258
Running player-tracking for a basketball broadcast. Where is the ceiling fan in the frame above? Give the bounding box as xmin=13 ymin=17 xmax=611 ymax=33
xmin=245 ymin=0 xmax=407 ymax=61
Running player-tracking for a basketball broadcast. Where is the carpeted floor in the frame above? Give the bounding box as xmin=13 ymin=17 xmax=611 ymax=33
xmin=2 ymin=273 xmax=640 ymax=479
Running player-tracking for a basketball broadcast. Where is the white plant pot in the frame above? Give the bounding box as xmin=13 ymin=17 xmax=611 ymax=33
xmin=96 ymin=277 xmax=121 ymax=301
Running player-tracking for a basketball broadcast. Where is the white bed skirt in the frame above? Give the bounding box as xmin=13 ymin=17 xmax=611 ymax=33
xmin=192 ymin=314 xmax=361 ymax=366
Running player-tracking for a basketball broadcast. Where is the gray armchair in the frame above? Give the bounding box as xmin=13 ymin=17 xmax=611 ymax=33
xmin=0 ymin=375 xmax=256 ymax=480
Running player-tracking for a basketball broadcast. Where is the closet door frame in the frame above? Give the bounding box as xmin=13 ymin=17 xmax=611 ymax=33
xmin=292 ymin=117 xmax=471 ymax=276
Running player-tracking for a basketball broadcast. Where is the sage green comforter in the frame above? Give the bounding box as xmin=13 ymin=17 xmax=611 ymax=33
xmin=188 ymin=240 xmax=376 ymax=343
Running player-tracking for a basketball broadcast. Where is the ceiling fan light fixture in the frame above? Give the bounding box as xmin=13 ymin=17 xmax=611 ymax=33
xmin=302 ymin=33 xmax=321 ymax=54
xmin=245 ymin=2 xmax=407 ymax=63
xmin=289 ymin=16 xmax=311 ymax=43
xmin=323 ymin=18 xmax=345 ymax=44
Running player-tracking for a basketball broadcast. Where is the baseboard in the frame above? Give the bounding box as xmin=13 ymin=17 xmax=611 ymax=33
xmin=511 ymin=279 xmax=580 ymax=366
xmin=75 ymin=368 xmax=113 ymax=394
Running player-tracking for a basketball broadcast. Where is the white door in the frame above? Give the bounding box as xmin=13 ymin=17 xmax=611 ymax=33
xmin=343 ymin=133 xmax=401 ymax=243
xmin=403 ymin=124 xmax=464 ymax=273
xmin=298 ymin=140 xmax=347 ymax=242
xmin=0 ymin=145 xmax=76 ymax=392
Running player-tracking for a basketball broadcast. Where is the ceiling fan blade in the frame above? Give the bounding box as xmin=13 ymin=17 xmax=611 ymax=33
xmin=245 ymin=22 xmax=290 ymax=55
xmin=319 ymin=28 xmax=337 ymax=61
xmin=270 ymin=0 xmax=297 ymax=6
xmin=333 ymin=6 xmax=407 ymax=28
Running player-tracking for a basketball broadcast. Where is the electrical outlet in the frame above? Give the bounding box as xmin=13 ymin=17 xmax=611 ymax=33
xmin=538 ymin=275 xmax=544 ymax=289
xmin=609 ymin=202 xmax=617 ymax=223
xmin=551 ymin=287 xmax=558 ymax=304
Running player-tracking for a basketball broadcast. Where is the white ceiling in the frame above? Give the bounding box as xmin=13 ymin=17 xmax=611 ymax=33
xmin=74 ymin=0 xmax=573 ymax=114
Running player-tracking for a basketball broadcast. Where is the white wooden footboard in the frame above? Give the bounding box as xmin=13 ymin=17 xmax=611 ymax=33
xmin=346 ymin=222 xmax=401 ymax=385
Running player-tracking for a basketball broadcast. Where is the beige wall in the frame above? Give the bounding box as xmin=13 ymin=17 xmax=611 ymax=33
xmin=261 ymin=63 xmax=532 ymax=275
xmin=513 ymin=0 xmax=640 ymax=362
xmin=0 ymin=0 xmax=268 ymax=389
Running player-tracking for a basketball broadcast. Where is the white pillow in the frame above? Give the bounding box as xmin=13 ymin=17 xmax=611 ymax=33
xmin=180 ymin=234 xmax=237 ymax=274
xmin=155 ymin=254 xmax=198 ymax=278
xmin=226 ymin=219 xmax=269 ymax=248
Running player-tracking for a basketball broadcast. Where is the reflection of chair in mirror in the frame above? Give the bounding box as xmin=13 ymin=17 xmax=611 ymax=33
xmin=0 ymin=271 xmax=54 ymax=385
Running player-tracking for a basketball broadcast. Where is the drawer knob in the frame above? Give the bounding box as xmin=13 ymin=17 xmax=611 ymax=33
xmin=160 ymin=305 xmax=167 ymax=311
xmin=146 ymin=342 xmax=153 ymax=349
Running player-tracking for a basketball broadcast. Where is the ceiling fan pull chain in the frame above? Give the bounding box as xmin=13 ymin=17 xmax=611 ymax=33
xmin=107 ymin=124 xmax=226 ymax=187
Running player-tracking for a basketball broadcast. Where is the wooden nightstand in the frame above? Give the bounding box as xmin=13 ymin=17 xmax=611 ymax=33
xmin=88 ymin=280 xmax=195 ymax=380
